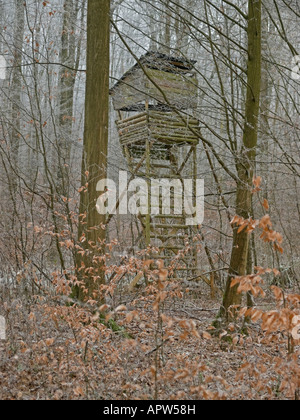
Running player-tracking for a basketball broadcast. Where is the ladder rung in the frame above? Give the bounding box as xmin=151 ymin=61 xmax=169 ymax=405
xmin=152 ymin=215 xmax=183 ymax=219
xmin=157 ymin=174 xmax=183 ymax=179
xmin=168 ymin=278 xmax=184 ymax=282
xmin=151 ymin=194 xmax=183 ymax=199
xmin=153 ymin=163 xmax=177 ymax=169
xmin=152 ymin=256 xmax=195 ymax=260
xmin=150 ymin=235 xmax=188 ymax=239
xmin=158 ymin=246 xmax=184 ymax=250
xmin=136 ymin=173 xmax=184 ymax=180
xmin=151 ymin=224 xmax=190 ymax=229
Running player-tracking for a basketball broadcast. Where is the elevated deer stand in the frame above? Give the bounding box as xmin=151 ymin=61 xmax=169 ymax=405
xmin=110 ymin=51 xmax=201 ymax=282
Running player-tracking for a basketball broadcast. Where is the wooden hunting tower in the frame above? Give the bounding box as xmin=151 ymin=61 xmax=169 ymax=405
xmin=111 ymin=51 xmax=200 ymax=281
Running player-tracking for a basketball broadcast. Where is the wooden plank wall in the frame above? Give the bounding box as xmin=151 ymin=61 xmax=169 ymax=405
xmin=117 ymin=111 xmax=200 ymax=158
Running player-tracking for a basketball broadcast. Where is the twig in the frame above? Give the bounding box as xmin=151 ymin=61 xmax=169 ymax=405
xmin=146 ymin=339 xmax=170 ymax=356
xmin=180 ymin=309 xmax=218 ymax=322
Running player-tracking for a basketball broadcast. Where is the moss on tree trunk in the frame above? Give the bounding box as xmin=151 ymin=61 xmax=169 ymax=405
xmin=75 ymin=0 xmax=110 ymax=301
xmin=220 ymin=0 xmax=262 ymax=321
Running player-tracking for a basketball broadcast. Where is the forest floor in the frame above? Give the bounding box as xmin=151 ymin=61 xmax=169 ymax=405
xmin=0 ymin=281 xmax=299 ymax=400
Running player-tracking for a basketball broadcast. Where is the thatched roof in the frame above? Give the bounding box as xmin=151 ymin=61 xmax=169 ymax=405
xmin=110 ymin=51 xmax=197 ymax=94
xmin=110 ymin=51 xmax=198 ymax=112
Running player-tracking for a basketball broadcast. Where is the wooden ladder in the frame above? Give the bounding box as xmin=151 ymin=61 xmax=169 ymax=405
xmin=122 ymin=138 xmax=200 ymax=282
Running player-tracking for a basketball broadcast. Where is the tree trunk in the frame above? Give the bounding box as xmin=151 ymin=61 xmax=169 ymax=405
xmin=163 ymin=1 xmax=171 ymax=55
xmin=75 ymin=0 xmax=110 ymax=300
xmin=57 ymin=0 xmax=81 ymax=197
xmin=10 ymin=0 xmax=25 ymax=194
xmin=220 ymin=0 xmax=262 ymax=321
